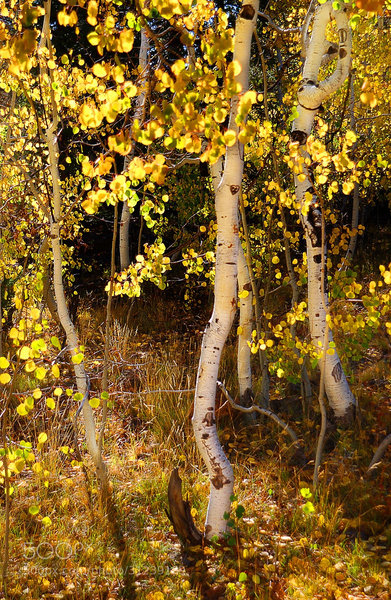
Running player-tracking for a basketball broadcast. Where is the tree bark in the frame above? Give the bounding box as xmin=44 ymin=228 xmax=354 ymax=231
xmin=41 ymin=0 xmax=108 ymax=492
xmin=292 ymin=1 xmax=355 ymax=421
xmin=192 ymin=0 xmax=259 ymax=539
xmin=119 ymin=29 xmax=150 ymax=270
xmin=237 ymin=244 xmax=256 ymax=422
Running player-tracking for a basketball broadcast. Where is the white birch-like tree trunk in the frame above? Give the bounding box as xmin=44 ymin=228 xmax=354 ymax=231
xmin=237 ymin=244 xmax=255 ymax=417
xmin=211 ymin=162 xmax=255 ymax=421
xmin=40 ymin=1 xmax=108 ymax=487
xmin=119 ymin=29 xmax=149 ymax=270
xmin=193 ymin=0 xmax=259 ymax=539
xmin=292 ymin=2 xmax=355 ymax=420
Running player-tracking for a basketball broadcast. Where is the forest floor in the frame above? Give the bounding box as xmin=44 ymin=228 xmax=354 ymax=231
xmin=1 ymin=292 xmax=391 ymax=600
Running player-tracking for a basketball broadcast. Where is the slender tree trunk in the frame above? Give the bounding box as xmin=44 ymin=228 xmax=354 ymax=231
xmin=41 ymin=0 xmax=108 ymax=491
xmin=210 ymin=162 xmax=255 ymax=422
xmin=119 ymin=29 xmax=150 ymax=270
xmin=237 ymin=243 xmax=256 ymax=423
xmin=193 ymin=0 xmax=259 ymax=539
xmin=345 ymin=73 xmax=359 ymax=265
xmin=291 ymin=1 xmax=355 ymax=421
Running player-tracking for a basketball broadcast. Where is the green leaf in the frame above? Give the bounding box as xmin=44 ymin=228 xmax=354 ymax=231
xmin=302 ymin=501 xmax=315 ymax=515
xmin=101 ymin=391 xmax=109 ymax=400
xmin=25 ymin=397 xmax=34 ymax=410
xmin=300 ymin=487 xmax=312 ymax=499
xmin=29 ymin=505 xmax=40 ymax=515
xmin=235 ymin=505 xmax=245 ymax=519
xmin=51 ymin=336 xmax=61 ymax=350
xmin=238 ymin=572 xmax=248 ymax=582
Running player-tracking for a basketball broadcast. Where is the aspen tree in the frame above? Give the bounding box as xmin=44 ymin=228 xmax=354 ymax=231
xmin=192 ymin=0 xmax=259 ymax=538
xmin=40 ymin=0 xmax=109 ymax=492
xmin=119 ymin=29 xmax=150 ymax=271
xmin=291 ymin=0 xmax=356 ymax=420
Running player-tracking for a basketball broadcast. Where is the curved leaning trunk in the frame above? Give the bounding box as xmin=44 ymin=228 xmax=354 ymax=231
xmin=119 ymin=29 xmax=150 ymax=271
xmin=292 ymin=2 xmax=355 ymax=420
xmin=192 ymin=0 xmax=259 ymax=539
xmin=40 ymin=1 xmax=108 ymax=489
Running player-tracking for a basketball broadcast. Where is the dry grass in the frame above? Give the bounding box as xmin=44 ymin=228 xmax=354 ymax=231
xmin=1 ymin=296 xmax=391 ymax=599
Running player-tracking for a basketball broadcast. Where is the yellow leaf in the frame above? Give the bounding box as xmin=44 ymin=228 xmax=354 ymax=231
xmin=79 ymin=103 xmax=103 ymax=129
xmin=25 ymin=360 xmax=36 ymax=373
xmin=19 ymin=346 xmax=31 ymax=360
xmin=72 ymin=353 xmax=84 ymax=365
xmin=119 ymin=29 xmax=134 ymax=53
xmin=92 ymin=62 xmax=107 ymax=78
xmin=87 ymin=0 xmax=98 ymax=26
xmin=38 ymin=432 xmax=48 ymax=444
xmin=30 ymin=308 xmax=40 ymax=320
xmin=35 ymin=367 xmax=47 ymax=380
xmin=0 ymin=357 xmax=10 ymax=369
xmin=108 ymin=131 xmax=132 ymax=156
xmin=0 ymin=373 xmax=11 ymax=384
xmin=51 ymin=364 xmax=60 ymax=378
xmin=223 ymin=129 xmax=236 ymax=146
xmin=46 ymin=398 xmax=56 ymax=410
xmin=238 ymin=290 xmax=249 ymax=299
xmin=16 ymin=403 xmax=28 ymax=416
xmin=237 ymin=326 xmax=243 ymax=335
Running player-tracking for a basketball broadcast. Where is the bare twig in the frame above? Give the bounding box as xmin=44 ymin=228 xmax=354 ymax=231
xmin=217 ymin=381 xmax=301 ymax=449
xmin=367 ymin=433 xmax=391 ymax=473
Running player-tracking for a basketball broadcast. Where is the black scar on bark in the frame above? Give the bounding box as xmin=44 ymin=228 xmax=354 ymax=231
xmin=202 ymin=433 xmax=209 ymax=439
xmin=339 ymin=48 xmax=347 ymax=59
xmin=210 ymin=457 xmax=231 ymax=489
xmin=313 ymin=254 xmax=322 ymax=264
xmin=202 ymin=411 xmax=215 ymax=426
xmin=307 ymin=204 xmax=322 ymax=248
xmin=331 ymin=362 xmax=343 ymax=383
xmin=291 ymin=130 xmax=307 ymax=145
xmin=243 ymin=282 xmax=252 ymax=291
xmin=230 ymin=185 xmax=240 ymax=195
xmin=338 ymin=29 xmax=348 ymax=44
xmin=327 ymin=45 xmax=337 ymax=55
xmin=239 ymin=4 xmax=255 ymax=20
